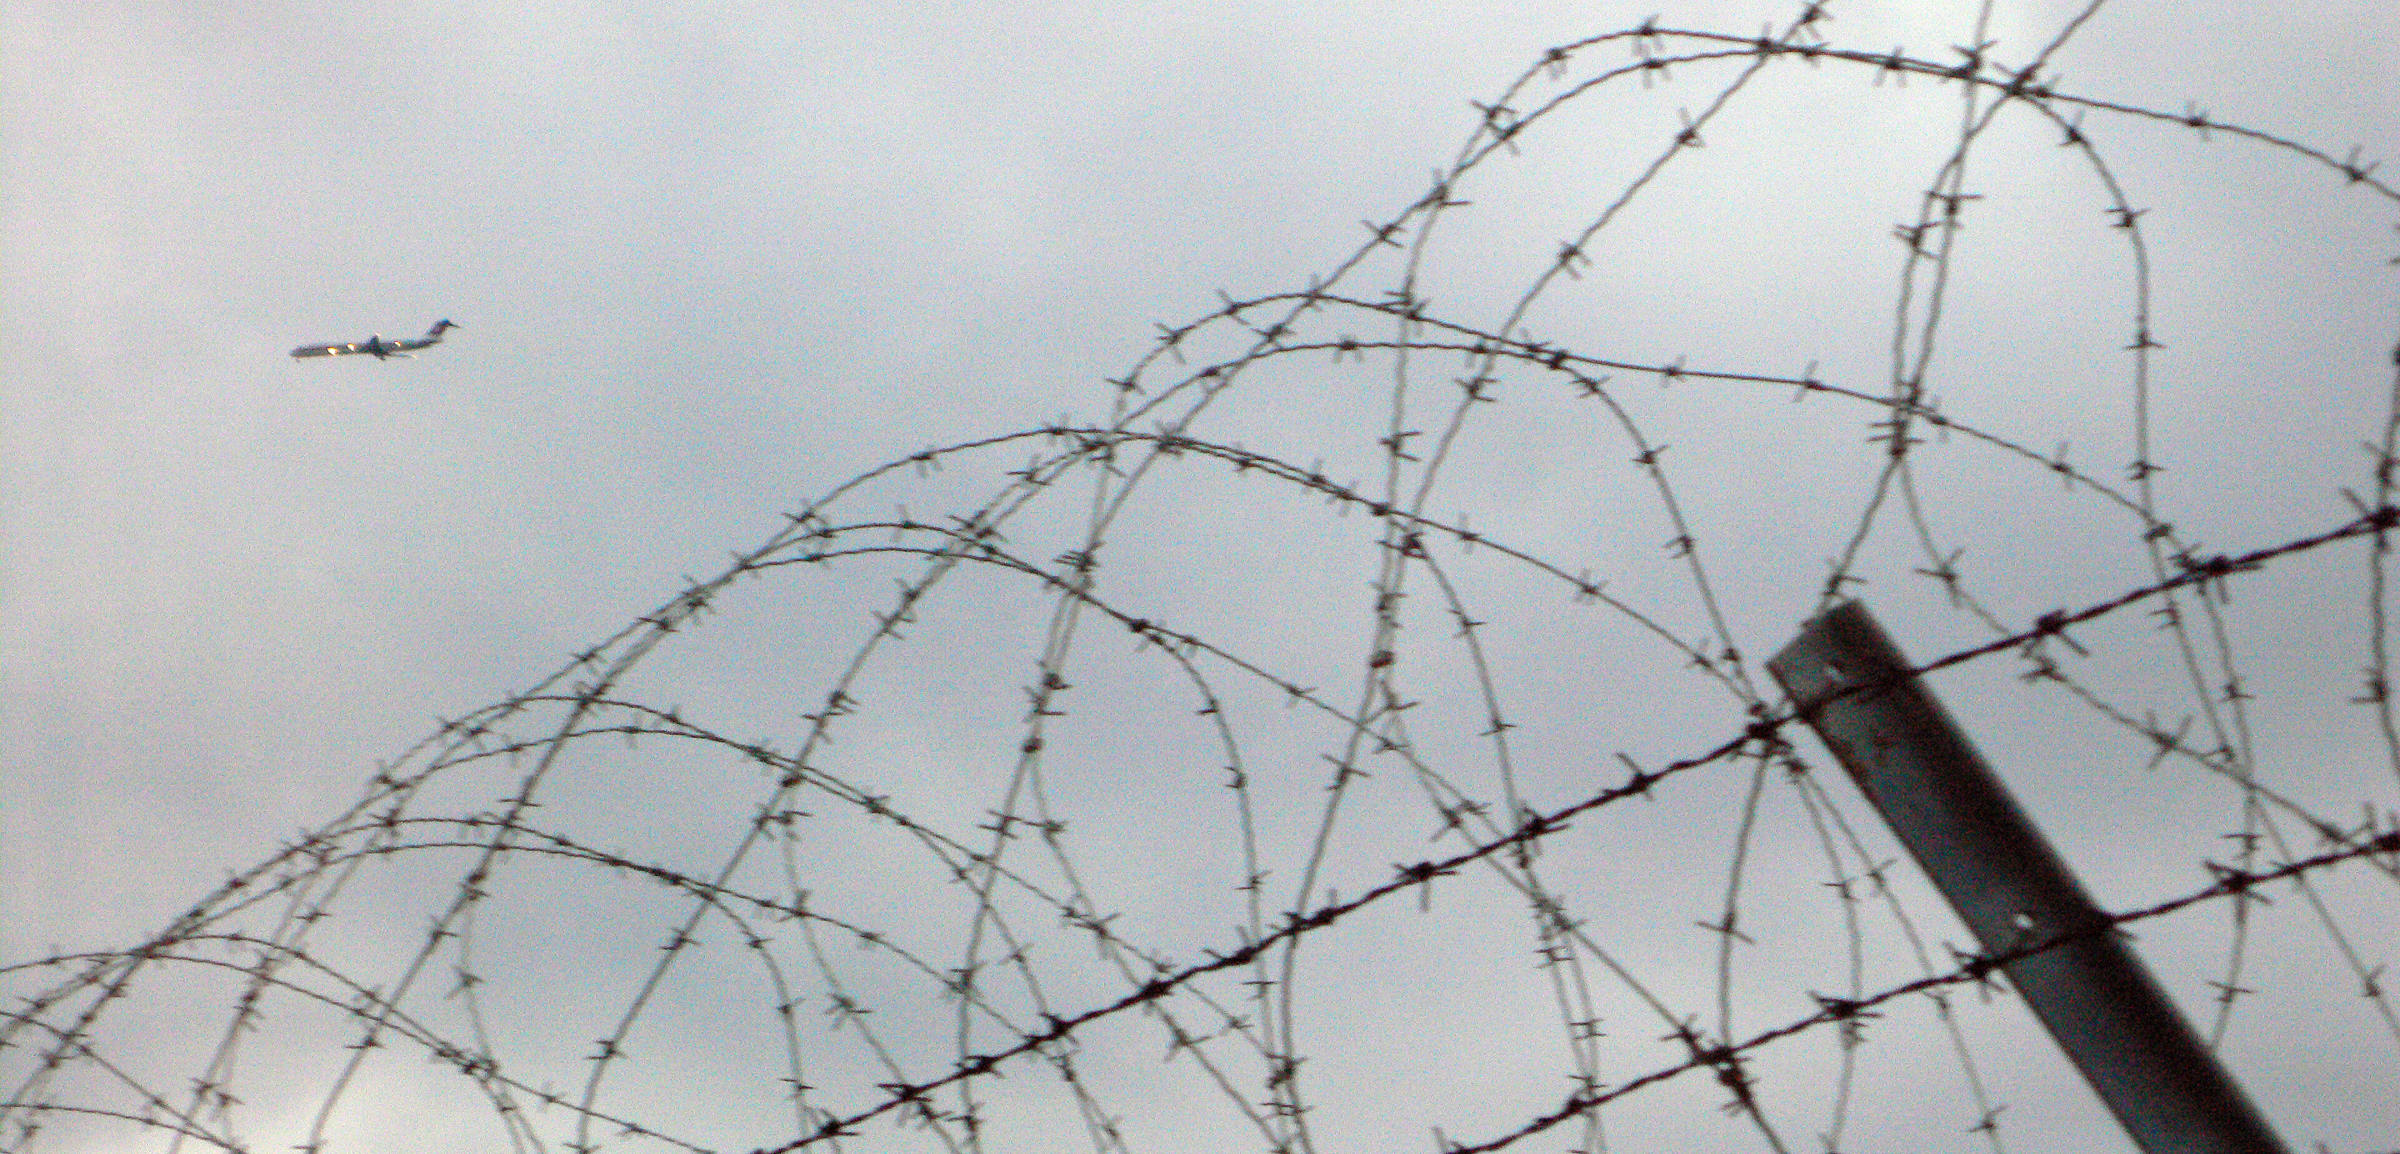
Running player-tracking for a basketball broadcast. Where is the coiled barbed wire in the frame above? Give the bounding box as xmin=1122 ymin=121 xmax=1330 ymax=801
xmin=8 ymin=5 xmax=2398 ymax=1154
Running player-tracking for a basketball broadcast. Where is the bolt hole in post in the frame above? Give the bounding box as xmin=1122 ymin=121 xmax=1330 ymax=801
xmin=1768 ymin=600 xmax=2289 ymax=1154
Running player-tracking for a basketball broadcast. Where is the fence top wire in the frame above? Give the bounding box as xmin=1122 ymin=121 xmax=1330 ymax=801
xmin=7 ymin=3 xmax=2399 ymax=1154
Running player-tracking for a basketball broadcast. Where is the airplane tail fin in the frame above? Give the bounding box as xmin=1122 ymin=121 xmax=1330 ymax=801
xmin=426 ymin=319 xmax=459 ymax=338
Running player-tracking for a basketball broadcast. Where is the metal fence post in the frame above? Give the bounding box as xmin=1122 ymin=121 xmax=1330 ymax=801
xmin=1766 ymin=600 xmax=2288 ymax=1154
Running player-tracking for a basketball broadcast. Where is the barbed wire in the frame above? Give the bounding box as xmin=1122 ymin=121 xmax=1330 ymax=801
xmin=9 ymin=4 xmax=2398 ymax=1153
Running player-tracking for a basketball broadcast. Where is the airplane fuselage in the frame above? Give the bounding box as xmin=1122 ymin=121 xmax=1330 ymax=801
xmin=291 ymin=319 xmax=459 ymax=360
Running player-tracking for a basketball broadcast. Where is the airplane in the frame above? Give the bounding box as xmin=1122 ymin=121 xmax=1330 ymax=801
xmin=290 ymin=319 xmax=460 ymax=360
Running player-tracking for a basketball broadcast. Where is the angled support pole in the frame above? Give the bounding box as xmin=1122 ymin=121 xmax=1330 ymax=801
xmin=1766 ymin=600 xmax=2287 ymax=1154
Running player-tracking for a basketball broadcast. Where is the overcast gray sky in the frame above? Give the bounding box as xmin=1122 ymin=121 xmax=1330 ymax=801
xmin=5 ymin=3 xmax=2397 ymax=1154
